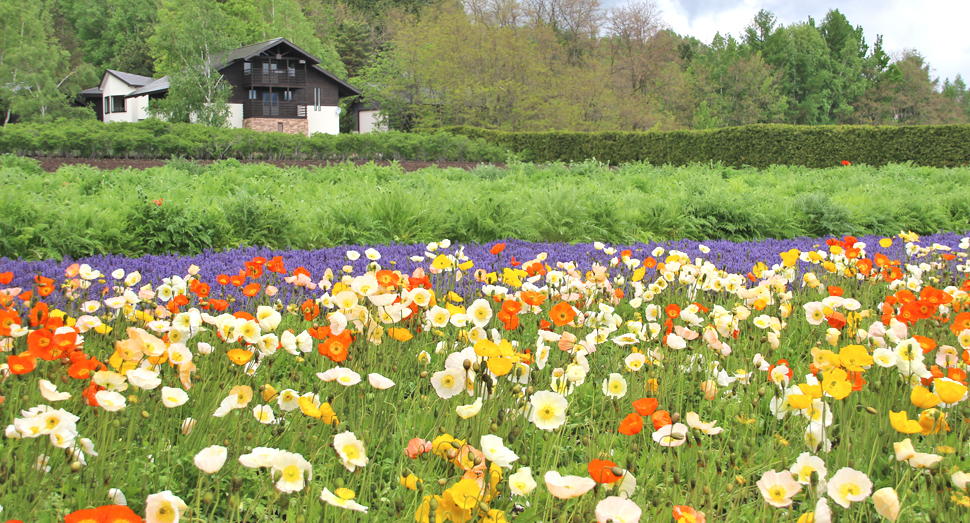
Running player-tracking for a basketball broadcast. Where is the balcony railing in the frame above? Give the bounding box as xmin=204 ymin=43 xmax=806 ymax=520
xmin=242 ymin=101 xmax=307 ymax=119
xmin=243 ymin=69 xmax=306 ymax=86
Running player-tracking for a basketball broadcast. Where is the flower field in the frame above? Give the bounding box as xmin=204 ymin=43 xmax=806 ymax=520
xmin=1 ymin=230 xmax=970 ymax=523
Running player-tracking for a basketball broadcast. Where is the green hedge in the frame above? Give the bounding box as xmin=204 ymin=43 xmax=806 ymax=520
xmin=0 ymin=119 xmax=508 ymax=162
xmin=426 ymin=124 xmax=970 ymax=168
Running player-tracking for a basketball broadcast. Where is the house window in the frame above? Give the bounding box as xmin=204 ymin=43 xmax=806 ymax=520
xmin=288 ymin=64 xmax=296 ymax=77
xmin=111 ymin=96 xmax=126 ymax=113
xmin=249 ymin=89 xmax=257 ymax=100
xmin=313 ymin=88 xmax=321 ymax=111
xmin=104 ymin=97 xmax=110 ymax=114
xmin=284 ymin=90 xmax=292 ymax=101
xmin=244 ymin=62 xmax=252 ymax=75
xmin=278 ymin=122 xmax=283 ymax=132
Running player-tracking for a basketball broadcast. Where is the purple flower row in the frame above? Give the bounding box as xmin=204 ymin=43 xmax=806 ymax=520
xmin=1 ymin=233 xmax=966 ymax=311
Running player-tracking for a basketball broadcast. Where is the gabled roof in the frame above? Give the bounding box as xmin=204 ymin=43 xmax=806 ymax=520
xmin=104 ymin=70 xmax=155 ymax=88
xmin=126 ymin=76 xmax=171 ymax=98
xmin=311 ymin=65 xmax=361 ymax=98
xmin=214 ymin=38 xmax=320 ymax=69
xmin=79 ymin=86 xmax=103 ymax=97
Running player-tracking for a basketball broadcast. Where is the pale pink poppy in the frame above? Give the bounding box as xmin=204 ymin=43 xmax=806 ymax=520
xmin=558 ymin=332 xmax=578 ymax=352
xmin=674 ymin=325 xmax=699 ymax=340
xmin=595 ymin=496 xmax=642 ymax=523
xmin=544 ymin=470 xmax=596 ymax=499
xmin=405 ymin=438 xmax=433 ymax=459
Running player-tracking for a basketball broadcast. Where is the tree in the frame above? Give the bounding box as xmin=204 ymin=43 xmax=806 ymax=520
xmin=67 ymin=0 xmax=159 ymax=77
xmin=0 ymin=0 xmax=96 ymax=125
xmin=223 ymin=0 xmax=346 ymax=76
xmin=149 ymin=0 xmax=239 ymax=126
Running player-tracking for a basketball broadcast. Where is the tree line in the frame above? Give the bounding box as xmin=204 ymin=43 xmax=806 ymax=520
xmin=1 ymin=0 xmax=967 ymax=131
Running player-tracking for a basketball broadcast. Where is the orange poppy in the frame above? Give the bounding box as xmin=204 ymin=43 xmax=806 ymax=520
xmin=673 ymin=505 xmax=704 ymax=523
xmin=525 ymin=262 xmax=546 ymax=277
xmin=618 ymin=413 xmax=643 ymax=435
xmin=308 ymin=325 xmax=332 ymax=339
xmin=27 ymin=328 xmax=56 ymax=360
xmin=952 ymin=312 xmax=970 ymax=335
xmin=28 ymin=302 xmax=49 ymax=328
xmin=244 ymin=261 xmax=263 ymax=279
xmin=242 ymin=283 xmax=261 ymax=297
xmin=209 ymin=299 xmax=229 ymax=312
xmin=267 ymin=256 xmax=286 ymax=274
xmin=644 ymin=257 xmax=656 ymax=269
xmin=0 ymin=309 xmax=21 ymax=336
xmin=490 ymin=243 xmax=506 ymax=255
xmin=229 ymin=275 xmax=245 ymax=287
xmin=651 ymin=410 xmax=672 ymax=430
xmin=827 ymin=286 xmax=844 ymax=297
xmin=83 ymin=382 xmax=104 ymax=406
xmin=193 ymin=282 xmax=210 ymax=298
xmin=216 ymin=274 xmax=231 ymax=285
xmin=520 ymin=290 xmax=546 ymax=307
xmin=233 ymin=311 xmax=255 ymax=321
xmin=549 ymin=302 xmax=576 ymax=327
xmin=8 ymin=353 xmax=36 ymax=374
xmin=0 ymin=271 xmax=12 ymax=284
xmin=913 ymin=335 xmax=937 ymax=354
xmin=632 ymin=397 xmax=659 ymax=416
xmin=588 ymin=459 xmax=622 ymax=483
xmin=375 ymin=270 xmax=400 ymax=289
xmin=69 ymin=358 xmax=102 ymax=380
xmin=827 ymin=311 xmax=846 ymax=330
xmin=66 ymin=505 xmax=143 ymax=523
xmin=856 ymin=258 xmax=873 ymax=276
xmin=319 ymin=330 xmax=353 ymax=363
xmin=874 ymin=253 xmax=891 ymax=268
xmin=665 ymin=304 xmax=681 ymax=319
xmin=301 ymin=299 xmax=320 ymax=321
xmin=227 ymin=349 xmax=255 ymax=365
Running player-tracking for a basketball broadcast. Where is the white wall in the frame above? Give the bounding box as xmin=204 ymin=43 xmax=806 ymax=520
xmin=357 ymin=110 xmax=386 ymax=133
xmin=228 ymin=103 xmax=244 ymax=129
xmin=100 ymin=74 xmax=147 ymax=123
xmin=307 ymin=105 xmax=340 ymax=135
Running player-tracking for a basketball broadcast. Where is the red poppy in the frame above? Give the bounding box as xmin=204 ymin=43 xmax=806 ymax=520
xmin=0 ymin=271 xmax=12 ymax=284
xmin=67 ymin=505 xmax=143 ymax=523
xmin=83 ymin=382 xmax=105 ymax=406
xmin=490 ymin=243 xmax=506 ymax=255
xmin=826 ymin=311 xmax=846 ymax=330
xmin=549 ymin=302 xmax=576 ymax=327
xmin=509 ymin=256 xmax=521 ymax=267
xmin=841 ymin=160 xmax=851 ymax=166
xmin=618 ymin=413 xmax=643 ymax=435
xmin=233 ymin=311 xmax=255 ymax=321
xmin=588 ymin=459 xmax=622 ymax=483
xmin=632 ymin=397 xmax=658 ymax=417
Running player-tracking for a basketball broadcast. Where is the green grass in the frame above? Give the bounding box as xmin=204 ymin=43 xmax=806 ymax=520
xmin=2 ymin=155 xmax=969 ymax=260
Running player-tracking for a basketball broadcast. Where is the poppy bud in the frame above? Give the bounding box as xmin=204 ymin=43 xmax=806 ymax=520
xmin=611 ymin=467 xmax=625 ymax=478
xmin=671 ymin=413 xmax=680 ymax=423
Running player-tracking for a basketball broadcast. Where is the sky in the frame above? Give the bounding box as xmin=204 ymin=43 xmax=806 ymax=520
xmin=601 ymin=0 xmax=970 ymax=84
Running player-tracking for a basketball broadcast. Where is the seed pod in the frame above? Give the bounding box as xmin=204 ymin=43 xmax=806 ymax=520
xmin=671 ymin=413 xmax=680 ymax=423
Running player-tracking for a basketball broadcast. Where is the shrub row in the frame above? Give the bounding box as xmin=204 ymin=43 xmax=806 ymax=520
xmin=0 ymin=119 xmax=508 ymax=162
xmin=428 ymin=124 xmax=970 ymax=167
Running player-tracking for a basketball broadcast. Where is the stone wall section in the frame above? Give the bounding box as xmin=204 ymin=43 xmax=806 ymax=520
xmin=243 ymin=118 xmax=309 ymax=136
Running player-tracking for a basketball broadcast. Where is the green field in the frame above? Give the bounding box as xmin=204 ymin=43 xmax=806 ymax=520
xmin=2 ymin=155 xmax=968 ymax=260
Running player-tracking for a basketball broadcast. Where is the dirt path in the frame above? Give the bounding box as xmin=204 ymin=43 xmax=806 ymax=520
xmin=32 ymin=158 xmax=504 ymax=172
